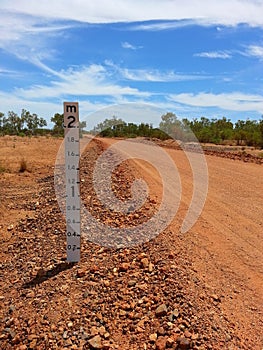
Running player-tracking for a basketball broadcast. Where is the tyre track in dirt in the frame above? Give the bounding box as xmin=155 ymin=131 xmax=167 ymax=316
xmin=101 ymin=138 xmax=263 ymax=347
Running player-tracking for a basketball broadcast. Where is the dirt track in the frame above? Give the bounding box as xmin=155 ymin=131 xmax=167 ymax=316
xmin=0 ymin=136 xmax=262 ymax=349
xmin=161 ymin=147 xmax=263 ymax=345
xmin=101 ymin=137 xmax=263 ymax=346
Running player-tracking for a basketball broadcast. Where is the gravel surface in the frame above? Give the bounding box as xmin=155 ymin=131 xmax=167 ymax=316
xmin=0 ymin=138 xmax=262 ymax=349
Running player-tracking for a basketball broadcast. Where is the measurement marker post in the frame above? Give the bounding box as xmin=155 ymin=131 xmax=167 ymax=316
xmin=64 ymin=102 xmax=81 ymax=262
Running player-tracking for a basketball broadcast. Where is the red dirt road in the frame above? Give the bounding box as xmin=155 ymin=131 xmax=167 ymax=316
xmin=101 ymin=137 xmax=263 ymax=346
xmin=0 ymin=136 xmax=262 ymax=349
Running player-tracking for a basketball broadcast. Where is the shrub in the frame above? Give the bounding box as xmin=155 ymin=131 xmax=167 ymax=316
xmin=19 ymin=158 xmax=28 ymax=172
xmin=0 ymin=162 xmax=6 ymax=173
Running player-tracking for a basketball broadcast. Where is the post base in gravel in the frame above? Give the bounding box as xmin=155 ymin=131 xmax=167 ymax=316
xmin=63 ymin=102 xmax=81 ymax=262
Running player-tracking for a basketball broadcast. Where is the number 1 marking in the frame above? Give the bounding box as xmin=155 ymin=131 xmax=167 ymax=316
xmin=71 ymin=185 xmax=75 ymax=197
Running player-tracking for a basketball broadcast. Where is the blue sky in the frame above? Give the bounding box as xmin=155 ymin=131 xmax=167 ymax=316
xmin=0 ymin=0 xmax=263 ymax=129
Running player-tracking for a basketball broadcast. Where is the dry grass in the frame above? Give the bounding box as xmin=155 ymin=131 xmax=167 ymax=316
xmin=0 ymin=135 xmax=63 ymax=175
xmin=0 ymin=162 xmax=8 ymax=173
xmin=19 ymin=158 xmax=28 ymax=173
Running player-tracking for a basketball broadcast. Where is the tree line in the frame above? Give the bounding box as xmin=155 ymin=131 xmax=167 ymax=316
xmin=1 ymin=109 xmax=262 ymax=147
xmin=0 ymin=109 xmax=47 ymax=136
xmin=0 ymin=111 xmax=86 ymax=137
xmin=93 ymin=116 xmax=169 ymax=140
xmin=94 ymin=113 xmax=263 ymax=148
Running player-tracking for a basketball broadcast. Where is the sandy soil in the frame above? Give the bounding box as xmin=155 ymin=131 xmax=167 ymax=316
xmin=0 ymin=135 xmax=262 ymax=349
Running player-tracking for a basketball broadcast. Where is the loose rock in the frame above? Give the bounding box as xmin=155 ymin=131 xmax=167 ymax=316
xmin=155 ymin=336 xmax=167 ymax=350
xmin=156 ymin=304 xmax=168 ymax=317
xmin=88 ymin=335 xmax=103 ymax=349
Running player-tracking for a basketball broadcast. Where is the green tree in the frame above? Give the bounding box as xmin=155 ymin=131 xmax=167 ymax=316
xmin=159 ymin=112 xmax=184 ymax=140
xmin=79 ymin=121 xmax=87 ymax=137
xmin=125 ymin=122 xmax=139 ymax=137
xmin=94 ymin=116 xmax=125 ymax=134
xmin=234 ymin=120 xmax=248 ymax=146
xmin=51 ymin=113 xmax=64 ymax=135
xmin=7 ymin=111 xmax=23 ymax=134
xmin=210 ymin=117 xmax=233 ymax=143
xmin=21 ymin=109 xmax=47 ymax=135
xmin=90 ymin=113 xmax=263 ymax=147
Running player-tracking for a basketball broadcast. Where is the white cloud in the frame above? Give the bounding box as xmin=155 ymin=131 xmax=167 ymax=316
xmin=194 ymin=51 xmax=232 ymax=59
xmin=0 ymin=1 xmax=262 ymax=80
xmin=0 ymin=91 xmax=61 ymax=122
xmin=0 ymin=11 xmax=73 ymax=69
xmin=1 ymin=0 xmax=263 ymax=27
xmin=130 ymin=20 xmax=196 ymax=31
xmin=121 ymin=41 xmax=142 ymax=50
xmin=13 ymin=64 xmax=150 ymax=100
xmin=0 ymin=11 xmax=72 ymax=47
xmin=245 ymin=45 xmax=263 ymax=59
xmin=119 ymin=67 xmax=211 ymax=82
xmin=168 ymin=92 xmax=263 ymax=113
xmin=0 ymin=67 xmax=21 ymax=77
xmin=0 ymin=89 xmax=112 ymax=128
xmin=194 ymin=46 xmax=263 ymax=61
xmin=103 ymin=61 xmax=211 ymax=82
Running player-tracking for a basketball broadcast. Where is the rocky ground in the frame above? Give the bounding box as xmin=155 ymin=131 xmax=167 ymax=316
xmin=152 ymin=139 xmax=263 ymax=164
xmin=0 ymin=137 xmax=262 ymax=349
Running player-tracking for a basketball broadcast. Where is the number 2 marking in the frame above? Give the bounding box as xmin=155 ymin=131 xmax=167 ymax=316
xmin=67 ymin=116 xmax=76 ymax=128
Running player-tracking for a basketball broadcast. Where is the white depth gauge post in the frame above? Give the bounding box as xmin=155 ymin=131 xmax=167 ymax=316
xmin=64 ymin=102 xmax=81 ymax=262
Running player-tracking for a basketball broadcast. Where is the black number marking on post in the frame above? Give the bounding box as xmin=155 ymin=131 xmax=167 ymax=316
xmin=67 ymin=115 xmax=76 ymax=128
xmin=71 ymin=185 xmax=75 ymax=197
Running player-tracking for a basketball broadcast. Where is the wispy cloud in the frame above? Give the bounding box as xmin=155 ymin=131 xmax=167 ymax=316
xmin=0 ymin=67 xmax=21 ymax=77
xmin=0 ymin=10 xmax=78 ymax=70
xmin=1 ymin=1 xmax=263 ymax=77
xmin=14 ymin=63 xmax=150 ymax=100
xmin=0 ymin=90 xmax=62 ymax=121
xmin=244 ymin=45 xmax=263 ymax=59
xmin=195 ymin=45 xmax=263 ymax=61
xmin=119 ymin=67 xmax=211 ymax=82
xmin=121 ymin=41 xmax=143 ymax=50
xmin=1 ymin=0 xmax=263 ymax=27
xmin=168 ymin=92 xmax=263 ymax=113
xmin=103 ymin=61 xmax=211 ymax=83
xmin=194 ymin=51 xmax=232 ymax=59
xmin=0 ymin=89 xmax=110 ymax=128
xmin=129 ymin=20 xmax=197 ymax=31
xmin=0 ymin=11 xmax=73 ymax=46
